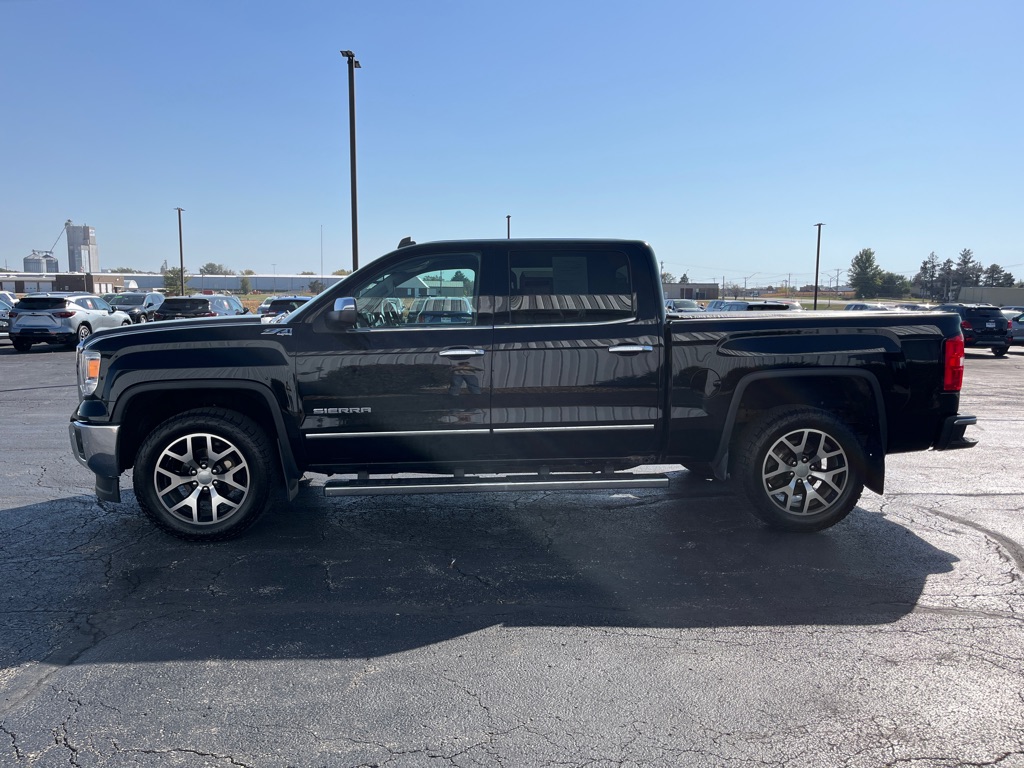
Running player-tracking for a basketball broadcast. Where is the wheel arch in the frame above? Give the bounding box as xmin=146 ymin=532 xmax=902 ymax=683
xmin=112 ymin=381 xmax=302 ymax=499
xmin=712 ymin=369 xmax=886 ymax=494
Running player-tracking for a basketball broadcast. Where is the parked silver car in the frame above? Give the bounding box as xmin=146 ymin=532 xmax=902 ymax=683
xmin=1010 ymin=313 xmax=1024 ymax=347
xmin=0 ymin=296 xmax=12 ymax=339
xmin=9 ymin=292 xmax=131 ymax=352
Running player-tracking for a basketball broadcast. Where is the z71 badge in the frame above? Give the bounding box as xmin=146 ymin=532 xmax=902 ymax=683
xmin=261 ymin=327 xmax=293 ymax=335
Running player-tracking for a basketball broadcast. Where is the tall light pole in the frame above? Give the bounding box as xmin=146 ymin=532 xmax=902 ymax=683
xmin=175 ymin=207 xmax=185 ymax=295
xmin=813 ymin=223 xmax=825 ymax=309
xmin=506 ymin=215 xmax=511 ymax=239
xmin=271 ymin=263 xmax=277 ymax=293
xmin=341 ymin=50 xmax=361 ymax=272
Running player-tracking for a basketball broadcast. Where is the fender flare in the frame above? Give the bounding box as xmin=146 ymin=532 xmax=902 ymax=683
xmin=710 ymin=368 xmax=887 ymax=493
xmin=112 ymin=379 xmax=302 ymax=500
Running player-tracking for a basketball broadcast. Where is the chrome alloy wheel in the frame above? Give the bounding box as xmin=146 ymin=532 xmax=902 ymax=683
xmin=152 ymin=432 xmax=251 ymax=526
xmin=760 ymin=427 xmax=849 ymax=516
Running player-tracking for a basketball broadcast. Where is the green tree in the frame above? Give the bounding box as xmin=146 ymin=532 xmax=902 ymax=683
xmin=913 ymin=252 xmax=941 ymax=300
xmin=660 ymin=271 xmax=676 ymax=284
xmin=950 ymin=248 xmax=981 ymax=300
xmin=199 ymin=262 xmax=233 ymax=275
xmin=678 ymin=273 xmax=690 ymax=284
xmin=162 ymin=267 xmax=191 ymax=295
xmin=107 ymin=266 xmax=141 ymax=273
xmin=241 ymin=269 xmax=256 ymax=276
xmin=981 ymin=264 xmax=1015 ymax=287
xmin=332 ymin=268 xmax=352 ymax=277
xmin=849 ymin=248 xmax=882 ymax=299
xmin=239 ymin=275 xmax=252 ymax=294
xmin=307 ymin=279 xmax=326 ymax=294
xmin=878 ymin=271 xmax=910 ymax=298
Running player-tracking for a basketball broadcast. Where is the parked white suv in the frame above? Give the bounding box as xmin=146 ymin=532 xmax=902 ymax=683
xmin=9 ymin=292 xmax=131 ymax=352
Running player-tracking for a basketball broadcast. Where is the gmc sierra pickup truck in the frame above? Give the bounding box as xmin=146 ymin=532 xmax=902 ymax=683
xmin=69 ymin=238 xmax=977 ymax=541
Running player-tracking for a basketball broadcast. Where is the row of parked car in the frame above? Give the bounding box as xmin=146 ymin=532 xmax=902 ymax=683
xmin=2 ymin=290 xmax=313 ymax=353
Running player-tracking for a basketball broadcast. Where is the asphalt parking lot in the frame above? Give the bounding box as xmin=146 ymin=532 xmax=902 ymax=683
xmin=1 ymin=340 xmax=1023 ymax=767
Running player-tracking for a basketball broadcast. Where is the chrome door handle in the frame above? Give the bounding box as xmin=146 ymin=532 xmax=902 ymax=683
xmin=608 ymin=344 xmax=653 ymax=355
xmin=438 ymin=348 xmax=487 ymax=358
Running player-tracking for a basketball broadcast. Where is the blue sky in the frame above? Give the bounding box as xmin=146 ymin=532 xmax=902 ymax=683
xmin=2 ymin=0 xmax=1022 ymax=288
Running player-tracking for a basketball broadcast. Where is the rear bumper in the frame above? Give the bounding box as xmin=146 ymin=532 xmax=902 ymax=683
xmin=12 ymin=330 xmax=74 ymax=343
xmin=934 ymin=414 xmax=978 ymax=450
xmin=68 ymin=420 xmax=122 ymax=502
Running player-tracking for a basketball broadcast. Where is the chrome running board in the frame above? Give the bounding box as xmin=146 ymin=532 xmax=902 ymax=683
xmin=323 ymin=472 xmax=669 ymax=497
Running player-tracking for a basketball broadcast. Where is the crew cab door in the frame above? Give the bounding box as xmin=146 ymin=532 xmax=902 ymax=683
xmin=490 ymin=243 xmax=665 ymax=461
xmin=293 ymin=247 xmax=495 ymax=469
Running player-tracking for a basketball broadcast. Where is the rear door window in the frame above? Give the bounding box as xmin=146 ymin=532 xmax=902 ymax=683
xmin=505 ymin=250 xmax=633 ymax=325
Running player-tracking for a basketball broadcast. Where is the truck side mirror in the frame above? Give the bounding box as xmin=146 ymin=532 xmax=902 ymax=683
xmin=325 ymin=297 xmax=358 ymax=329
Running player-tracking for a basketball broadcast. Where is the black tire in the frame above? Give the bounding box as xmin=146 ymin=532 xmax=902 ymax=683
xmin=74 ymin=323 xmax=92 ymax=347
xmin=120 ymin=320 xmax=131 ymax=327
xmin=133 ymin=408 xmax=277 ymax=541
xmin=137 ymin=315 xmax=148 ymax=324
xmin=733 ymin=406 xmax=865 ymax=532
xmin=993 ymin=346 xmax=1008 ymax=357
xmin=12 ymin=338 xmax=32 ymax=353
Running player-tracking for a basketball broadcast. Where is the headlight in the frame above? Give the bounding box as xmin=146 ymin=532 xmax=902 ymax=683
xmin=77 ymin=348 xmax=102 ymax=397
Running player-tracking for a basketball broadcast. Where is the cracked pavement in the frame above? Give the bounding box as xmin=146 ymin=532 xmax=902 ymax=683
xmin=1 ymin=341 xmax=1022 ymax=766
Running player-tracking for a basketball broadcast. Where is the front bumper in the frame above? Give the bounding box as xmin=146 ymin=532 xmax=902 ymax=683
xmin=69 ymin=420 xmax=122 ymax=502
xmin=934 ymin=414 xmax=978 ymax=451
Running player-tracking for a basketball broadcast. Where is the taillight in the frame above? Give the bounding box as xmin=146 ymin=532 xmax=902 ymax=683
xmin=53 ymin=311 xmax=76 ymax=319
xmin=202 ymin=312 xmax=216 ymax=317
xmin=943 ymin=335 xmax=965 ymax=392
xmin=8 ymin=310 xmax=17 ymax=318
xmin=960 ymin=320 xmax=972 ymax=331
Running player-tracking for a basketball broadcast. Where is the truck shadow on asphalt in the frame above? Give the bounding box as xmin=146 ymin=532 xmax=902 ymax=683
xmin=0 ymin=473 xmax=956 ymax=668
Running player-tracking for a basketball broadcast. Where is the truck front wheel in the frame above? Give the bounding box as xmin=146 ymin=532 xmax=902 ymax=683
xmin=133 ymin=408 xmax=276 ymax=541
xmin=734 ymin=407 xmax=865 ymax=532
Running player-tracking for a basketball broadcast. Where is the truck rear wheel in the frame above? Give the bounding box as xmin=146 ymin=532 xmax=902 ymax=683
xmin=133 ymin=408 xmax=276 ymax=541
xmin=734 ymin=407 xmax=864 ymax=532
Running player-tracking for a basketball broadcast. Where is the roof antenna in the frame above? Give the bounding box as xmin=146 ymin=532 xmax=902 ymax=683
xmin=397 ymin=236 xmax=416 ymax=248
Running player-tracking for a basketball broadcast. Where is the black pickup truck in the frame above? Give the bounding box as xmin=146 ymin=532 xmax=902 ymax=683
xmin=69 ymin=238 xmax=977 ymax=540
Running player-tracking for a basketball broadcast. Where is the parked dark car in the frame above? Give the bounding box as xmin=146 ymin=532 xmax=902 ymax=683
xmin=70 ymin=237 xmax=977 ymax=541
xmin=153 ymin=294 xmax=248 ymax=321
xmin=262 ymin=295 xmax=311 ymax=319
xmin=109 ymin=292 xmax=165 ymax=323
xmin=665 ymin=298 xmax=703 ymax=316
xmin=936 ymin=303 xmax=1011 ymax=356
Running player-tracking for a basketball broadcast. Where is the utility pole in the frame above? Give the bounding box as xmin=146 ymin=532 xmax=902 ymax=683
xmin=175 ymin=207 xmax=185 ymax=295
xmin=813 ymin=223 xmax=824 ymax=309
xmin=341 ymin=50 xmax=361 ymax=271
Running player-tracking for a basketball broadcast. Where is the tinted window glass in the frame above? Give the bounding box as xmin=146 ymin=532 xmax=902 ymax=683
xmin=15 ymin=297 xmax=68 ymax=310
xmin=352 ymin=253 xmax=479 ymax=328
xmin=113 ymin=294 xmax=145 ymax=306
xmin=507 ymin=250 xmax=632 ymax=325
xmin=161 ymin=299 xmax=209 ymax=312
